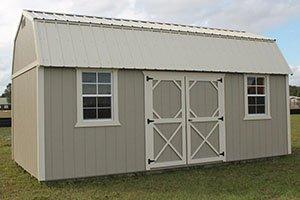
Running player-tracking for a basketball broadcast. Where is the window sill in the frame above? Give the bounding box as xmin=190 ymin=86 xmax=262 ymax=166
xmin=75 ymin=120 xmax=121 ymax=128
xmin=243 ymin=115 xmax=271 ymax=121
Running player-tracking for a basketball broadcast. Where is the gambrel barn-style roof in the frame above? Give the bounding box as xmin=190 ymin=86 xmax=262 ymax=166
xmin=14 ymin=10 xmax=291 ymax=75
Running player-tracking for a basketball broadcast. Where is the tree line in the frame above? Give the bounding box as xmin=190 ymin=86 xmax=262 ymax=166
xmin=290 ymin=85 xmax=300 ymax=97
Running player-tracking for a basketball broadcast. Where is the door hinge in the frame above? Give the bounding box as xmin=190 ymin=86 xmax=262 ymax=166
xmin=218 ymin=116 xmax=224 ymax=121
xmin=147 ymin=119 xmax=154 ymax=124
xmin=219 ymin=152 xmax=225 ymax=156
xmin=146 ymin=76 xmax=154 ymax=81
xmin=148 ymin=159 xmax=155 ymax=164
xmin=217 ymin=78 xmax=223 ymax=83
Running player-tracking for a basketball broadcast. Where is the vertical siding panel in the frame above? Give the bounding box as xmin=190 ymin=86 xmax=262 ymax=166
xmin=50 ymin=68 xmax=64 ymax=179
xmin=135 ymin=71 xmax=145 ymax=170
xmin=237 ymin=75 xmax=243 ymax=160
xmin=85 ymin=128 xmax=97 ymax=176
xmin=271 ymin=77 xmax=279 ymax=156
xmin=254 ymin=121 xmax=260 ymax=158
xmin=231 ymin=75 xmax=238 ymax=160
xmin=62 ymin=69 xmax=75 ymax=178
xmin=277 ymin=76 xmax=287 ymax=155
xmin=95 ymin=128 xmax=106 ymax=175
xmin=44 ymin=69 xmax=52 ymax=179
xmin=125 ymin=71 xmax=136 ymax=172
xmin=105 ymin=127 xmax=117 ymax=174
xmin=74 ymin=128 xmax=85 ymax=177
xmin=266 ymin=77 xmax=274 ymax=156
xmin=276 ymin=76 xmax=283 ymax=155
xmin=115 ymin=70 xmax=126 ymax=173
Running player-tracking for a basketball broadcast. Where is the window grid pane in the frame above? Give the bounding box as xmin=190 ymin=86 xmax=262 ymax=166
xmin=82 ymin=72 xmax=113 ymax=120
xmin=246 ymin=76 xmax=266 ymax=115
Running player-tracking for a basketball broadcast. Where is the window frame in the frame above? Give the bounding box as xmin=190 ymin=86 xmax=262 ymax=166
xmin=76 ymin=68 xmax=120 ymax=127
xmin=244 ymin=74 xmax=271 ymax=120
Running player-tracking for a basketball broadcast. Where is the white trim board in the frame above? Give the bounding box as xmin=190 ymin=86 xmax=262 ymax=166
xmin=12 ymin=60 xmax=39 ymax=79
xmin=37 ymin=66 xmax=45 ymax=181
xmin=286 ymin=75 xmax=291 ymax=154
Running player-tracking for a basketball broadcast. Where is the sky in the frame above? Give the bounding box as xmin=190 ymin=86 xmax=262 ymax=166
xmin=1 ymin=0 xmax=300 ymax=93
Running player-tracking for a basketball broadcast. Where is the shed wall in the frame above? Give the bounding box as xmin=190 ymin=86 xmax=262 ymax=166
xmin=13 ymin=18 xmax=37 ymax=73
xmin=43 ymin=68 xmax=145 ymax=180
xmin=12 ymin=67 xmax=38 ymax=178
xmin=225 ymin=74 xmax=288 ymax=161
xmin=43 ymin=68 xmax=288 ymax=180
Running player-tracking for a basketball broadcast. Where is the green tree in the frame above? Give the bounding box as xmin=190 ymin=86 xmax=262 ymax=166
xmin=290 ymin=85 xmax=300 ymax=97
xmin=1 ymin=83 xmax=11 ymax=103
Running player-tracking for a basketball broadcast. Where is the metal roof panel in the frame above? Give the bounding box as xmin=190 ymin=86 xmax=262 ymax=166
xmin=23 ymin=10 xmax=291 ymax=74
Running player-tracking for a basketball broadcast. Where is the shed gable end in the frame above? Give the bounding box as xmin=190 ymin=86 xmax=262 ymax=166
xmin=12 ymin=16 xmax=37 ymax=74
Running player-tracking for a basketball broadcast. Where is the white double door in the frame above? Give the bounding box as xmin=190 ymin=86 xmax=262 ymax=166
xmin=144 ymin=72 xmax=226 ymax=170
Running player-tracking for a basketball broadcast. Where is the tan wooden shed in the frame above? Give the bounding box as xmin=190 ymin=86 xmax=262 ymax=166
xmin=12 ymin=10 xmax=292 ymax=181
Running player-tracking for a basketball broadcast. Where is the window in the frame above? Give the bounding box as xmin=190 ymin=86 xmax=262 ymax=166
xmin=76 ymin=69 xmax=120 ymax=127
xmin=244 ymin=75 xmax=270 ymax=120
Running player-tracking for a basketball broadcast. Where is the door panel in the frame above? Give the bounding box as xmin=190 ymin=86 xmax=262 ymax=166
xmin=145 ymin=72 xmax=186 ymax=170
xmin=186 ymin=74 xmax=226 ymax=164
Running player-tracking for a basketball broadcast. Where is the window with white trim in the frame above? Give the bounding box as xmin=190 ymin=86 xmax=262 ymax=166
xmin=76 ymin=69 xmax=120 ymax=127
xmin=82 ymin=72 xmax=112 ymax=119
xmin=245 ymin=75 xmax=270 ymax=119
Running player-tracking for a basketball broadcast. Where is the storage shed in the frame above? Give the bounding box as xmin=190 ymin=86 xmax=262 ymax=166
xmin=12 ymin=10 xmax=292 ymax=181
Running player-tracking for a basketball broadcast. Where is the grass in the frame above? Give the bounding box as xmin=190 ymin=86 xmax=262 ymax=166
xmin=0 ymin=116 xmax=299 ymax=199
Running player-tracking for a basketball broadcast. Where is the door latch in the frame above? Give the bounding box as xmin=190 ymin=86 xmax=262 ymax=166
xmin=218 ymin=116 xmax=224 ymax=121
xmin=147 ymin=119 xmax=154 ymax=124
xmin=146 ymin=76 xmax=154 ymax=81
xmin=148 ymin=159 xmax=155 ymax=164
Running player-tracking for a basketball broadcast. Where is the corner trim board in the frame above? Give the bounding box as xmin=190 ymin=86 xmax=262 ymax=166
xmin=286 ymin=75 xmax=291 ymax=154
xmin=37 ymin=66 xmax=46 ymax=181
